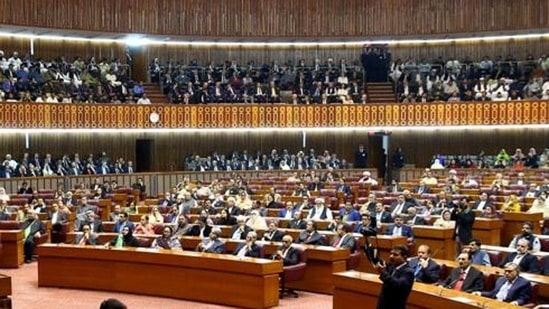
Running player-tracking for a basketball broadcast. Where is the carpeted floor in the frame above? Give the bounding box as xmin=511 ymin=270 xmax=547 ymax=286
xmin=1 ymin=262 xmax=333 ymax=309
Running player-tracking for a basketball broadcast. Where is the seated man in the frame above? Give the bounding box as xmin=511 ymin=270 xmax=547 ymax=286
xmin=0 ymin=200 xmax=11 ymax=221
xmin=21 ymin=210 xmax=46 ymax=263
xmin=465 ymin=238 xmax=491 ymax=266
xmin=297 ymin=220 xmax=324 ymax=245
xmin=406 ymin=206 xmax=425 ymax=226
xmin=272 ymin=235 xmax=299 ymax=266
xmin=233 ymin=231 xmax=261 ymax=258
xmin=440 ymin=252 xmax=484 ymax=293
xmin=508 ymin=221 xmax=541 ymax=252
xmin=339 ymin=202 xmax=361 ymax=222
xmin=385 ymin=214 xmax=414 ymax=244
xmin=353 ymin=213 xmax=378 ymax=235
xmin=262 ymin=220 xmax=285 ymax=242
xmin=196 ymin=227 xmax=225 ymax=253
xmin=499 ymin=238 xmax=540 ymax=274
xmin=230 ymin=215 xmax=253 ymax=240
xmin=288 ymin=211 xmax=307 ymax=230
xmin=408 ymin=244 xmax=441 ymax=284
xmin=330 ymin=223 xmax=356 ymax=252
xmin=473 ymin=262 xmax=532 ymax=306
xmin=113 ymin=212 xmax=135 ymax=233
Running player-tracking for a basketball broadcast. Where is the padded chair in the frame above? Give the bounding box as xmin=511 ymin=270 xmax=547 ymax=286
xmin=523 ymin=282 xmax=539 ymax=309
xmin=486 ymin=250 xmax=504 ymax=267
xmin=346 ymin=238 xmax=362 ymax=270
xmin=280 ymin=247 xmax=307 ymax=298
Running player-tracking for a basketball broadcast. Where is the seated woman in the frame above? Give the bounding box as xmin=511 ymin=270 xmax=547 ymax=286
xmin=433 ymin=209 xmax=455 ymax=228
xmin=108 ymin=226 xmax=140 ymax=248
xmin=149 ymin=206 xmax=164 ymax=224
xmin=215 ymin=209 xmax=237 ymax=226
xmin=74 ymin=223 xmax=97 ymax=246
xmin=134 ymin=215 xmax=155 ymax=235
xmin=480 ymin=204 xmax=499 ymax=219
xmin=502 ymin=194 xmax=522 ymax=212
xmin=246 ymin=210 xmax=267 ymax=230
xmin=151 ymin=226 xmax=182 ymax=250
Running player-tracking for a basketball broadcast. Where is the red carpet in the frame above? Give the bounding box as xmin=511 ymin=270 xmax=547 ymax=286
xmin=1 ymin=263 xmax=333 ymax=308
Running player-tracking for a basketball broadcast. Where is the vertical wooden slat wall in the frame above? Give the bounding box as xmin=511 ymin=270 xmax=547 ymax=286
xmin=0 ymin=0 xmax=548 ymax=38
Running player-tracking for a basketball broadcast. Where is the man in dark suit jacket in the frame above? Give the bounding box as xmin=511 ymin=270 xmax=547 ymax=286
xmin=330 ymin=223 xmax=356 ymax=253
xmin=451 ymin=198 xmax=475 ymax=253
xmin=374 ymin=202 xmax=393 ymax=224
xmin=473 ymin=192 xmax=492 ymax=211
xmin=414 ymin=180 xmax=431 ymax=195
xmin=233 ymin=231 xmax=261 ymax=258
xmin=272 ymin=235 xmax=300 ymax=266
xmin=230 ymin=216 xmax=253 ymax=240
xmin=474 ymin=262 xmax=532 ymax=305
xmin=385 ymin=215 xmax=414 ymax=244
xmin=499 ymin=238 xmax=540 ymax=274
xmin=297 ymin=220 xmax=324 ymax=245
xmin=262 ymin=220 xmax=285 ymax=242
xmin=408 ymin=244 xmax=441 ymax=284
xmin=406 ymin=207 xmax=425 ymax=226
xmin=187 ymin=218 xmax=212 ymax=238
xmin=288 ymin=211 xmax=307 ymax=229
xmin=375 ymin=245 xmax=414 ymax=309
xmin=441 ymin=252 xmax=484 ymax=293
xmin=21 ymin=211 xmax=46 ymax=263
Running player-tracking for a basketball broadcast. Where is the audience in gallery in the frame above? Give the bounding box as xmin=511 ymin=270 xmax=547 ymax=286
xmin=392 ymin=53 xmax=549 ymax=103
xmin=428 ymin=147 xmax=548 ymax=170
xmin=0 ymin=151 xmax=135 ymax=178
xmin=150 ymin=56 xmax=366 ymax=104
xmin=184 ymin=148 xmax=350 ymax=171
xmin=0 ymin=50 xmax=141 ymax=103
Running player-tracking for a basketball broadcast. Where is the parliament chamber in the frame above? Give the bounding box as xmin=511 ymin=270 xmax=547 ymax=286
xmin=1 ymin=1 xmax=549 ymax=308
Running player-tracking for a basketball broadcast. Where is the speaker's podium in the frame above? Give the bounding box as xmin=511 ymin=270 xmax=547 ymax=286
xmin=358 ymin=235 xmax=407 ymax=273
xmin=412 ymin=226 xmax=455 ymax=260
xmin=473 ymin=218 xmax=503 ymax=245
xmin=501 ymin=212 xmax=542 ymax=245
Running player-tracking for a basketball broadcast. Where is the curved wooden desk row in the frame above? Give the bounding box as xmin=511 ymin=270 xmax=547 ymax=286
xmin=433 ymin=258 xmax=549 ymax=303
xmin=37 ymin=244 xmax=282 ymax=309
xmin=333 ymin=271 xmax=520 ymax=309
xmin=64 ymin=232 xmax=350 ymax=295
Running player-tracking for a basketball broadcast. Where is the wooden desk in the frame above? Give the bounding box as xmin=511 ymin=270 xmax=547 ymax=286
xmin=501 ymin=212 xmax=542 ymax=245
xmin=0 ymin=231 xmax=23 ymax=268
xmin=473 ymin=218 xmax=503 ymax=245
xmin=0 ymin=274 xmax=11 ymax=309
xmin=37 ymin=244 xmax=282 ymax=309
xmin=434 ymin=257 xmax=549 ymax=302
xmin=333 ymin=271 xmax=519 ymax=309
xmin=412 ymin=226 xmax=455 ymax=260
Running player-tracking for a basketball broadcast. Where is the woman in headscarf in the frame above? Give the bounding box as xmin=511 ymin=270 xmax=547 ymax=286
xmin=151 ymin=225 xmax=182 ymax=250
xmin=108 ymin=226 xmax=140 ymax=247
xmin=246 ymin=210 xmax=267 ymax=230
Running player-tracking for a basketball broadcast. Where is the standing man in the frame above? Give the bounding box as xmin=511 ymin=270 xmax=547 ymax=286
xmin=21 ymin=210 xmax=46 ymax=263
xmin=451 ymin=197 xmax=475 ymax=255
xmin=355 ymin=144 xmax=367 ymax=168
xmin=391 ymin=147 xmax=405 ymax=182
xmin=375 ymin=245 xmax=414 ymax=309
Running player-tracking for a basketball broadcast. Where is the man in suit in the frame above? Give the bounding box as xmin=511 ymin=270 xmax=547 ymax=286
xmin=466 ymin=238 xmax=492 ymax=266
xmin=390 ymin=194 xmax=408 ymax=219
xmin=262 ymin=220 xmax=285 ymax=242
xmin=408 ymin=244 xmax=441 ymax=284
xmin=288 ymin=211 xmax=307 ymax=229
xmin=473 ymin=192 xmax=492 ymax=211
xmin=233 ymin=231 xmax=261 ymax=258
xmin=385 ymin=214 xmax=414 ymax=244
xmin=500 ymin=238 xmax=540 ymax=274
xmin=441 ymin=252 xmax=484 ymax=293
xmin=230 ymin=216 xmax=253 ymax=240
xmin=335 ymin=178 xmax=352 ymax=197
xmin=473 ymin=262 xmax=533 ymax=305
xmin=272 ymin=235 xmax=300 ymax=266
xmin=331 ymin=223 xmax=356 ymax=253
xmin=187 ymin=218 xmax=212 ymax=238
xmin=353 ymin=213 xmax=378 ymax=235
xmin=113 ymin=212 xmax=135 ymax=233
xmin=21 ymin=210 xmax=46 ymax=263
xmin=196 ymin=227 xmax=225 ymax=253
xmin=0 ymin=200 xmax=11 ymax=221
xmin=78 ymin=210 xmax=103 ymax=233
xmin=414 ymin=180 xmax=431 ymax=195
xmin=375 ymin=245 xmax=414 ymax=309
xmin=297 ymin=220 xmax=324 ymax=245
xmin=374 ymin=202 xmax=393 ymax=225
xmin=406 ymin=206 xmax=425 ymax=226
xmin=451 ymin=197 xmax=475 ymax=254
xmin=278 ymin=202 xmax=296 ymax=219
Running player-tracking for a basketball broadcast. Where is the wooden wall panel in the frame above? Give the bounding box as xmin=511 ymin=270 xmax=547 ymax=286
xmin=1 ymin=0 xmax=548 ymax=39
xmin=0 ymin=129 xmax=547 ymax=174
xmin=0 ymin=102 xmax=547 ymax=129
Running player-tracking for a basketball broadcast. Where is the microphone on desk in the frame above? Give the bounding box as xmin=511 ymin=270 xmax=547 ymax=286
xmin=443 ymin=277 xmax=460 ymax=289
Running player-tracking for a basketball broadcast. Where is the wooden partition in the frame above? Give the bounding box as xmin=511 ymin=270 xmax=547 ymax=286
xmin=37 ymin=244 xmax=282 ymax=309
xmin=0 ymin=231 xmax=23 ymax=268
